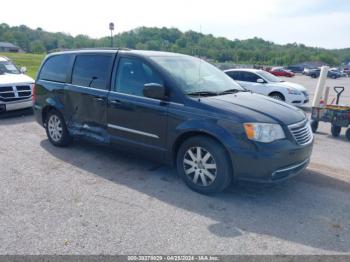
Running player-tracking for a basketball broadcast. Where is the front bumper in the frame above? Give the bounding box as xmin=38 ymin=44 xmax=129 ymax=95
xmin=271 ymin=158 xmax=310 ymax=181
xmin=229 ymin=138 xmax=313 ymax=183
xmin=289 ymin=93 xmax=309 ymax=106
xmin=0 ymin=99 xmax=33 ymax=112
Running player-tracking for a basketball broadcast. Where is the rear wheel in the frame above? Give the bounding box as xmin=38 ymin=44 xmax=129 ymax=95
xmin=46 ymin=109 xmax=71 ymax=147
xmin=269 ymin=92 xmax=285 ymax=101
xmin=176 ymin=136 xmax=232 ymax=194
xmin=331 ymin=124 xmax=341 ymax=137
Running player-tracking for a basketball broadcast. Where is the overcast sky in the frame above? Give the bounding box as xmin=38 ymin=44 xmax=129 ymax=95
xmin=2 ymin=0 xmax=350 ymax=49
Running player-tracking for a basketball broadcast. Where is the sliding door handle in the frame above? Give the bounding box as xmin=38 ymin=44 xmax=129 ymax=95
xmin=110 ymin=99 xmax=122 ymax=105
xmin=93 ymin=96 xmax=105 ymax=102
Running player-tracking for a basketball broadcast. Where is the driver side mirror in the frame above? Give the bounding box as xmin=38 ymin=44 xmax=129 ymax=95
xmin=257 ymin=78 xmax=265 ymax=83
xmin=20 ymin=67 xmax=27 ymax=74
xmin=143 ymin=83 xmax=166 ymax=100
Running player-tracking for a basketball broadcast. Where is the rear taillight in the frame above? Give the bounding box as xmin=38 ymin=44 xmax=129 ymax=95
xmin=32 ymin=84 xmax=36 ymax=102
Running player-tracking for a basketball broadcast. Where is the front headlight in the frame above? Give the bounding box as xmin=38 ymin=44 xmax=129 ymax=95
xmin=287 ymin=88 xmax=301 ymax=95
xmin=244 ymin=123 xmax=285 ymax=143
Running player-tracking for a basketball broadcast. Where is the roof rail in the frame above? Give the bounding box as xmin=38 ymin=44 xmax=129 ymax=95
xmin=48 ymin=47 xmax=132 ymax=53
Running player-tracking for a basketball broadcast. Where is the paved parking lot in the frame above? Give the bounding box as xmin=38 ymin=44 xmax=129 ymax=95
xmin=280 ymin=74 xmax=350 ymax=106
xmin=0 ymin=76 xmax=349 ymax=255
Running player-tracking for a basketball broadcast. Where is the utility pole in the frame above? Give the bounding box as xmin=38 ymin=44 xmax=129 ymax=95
xmin=109 ymin=22 xmax=114 ymax=48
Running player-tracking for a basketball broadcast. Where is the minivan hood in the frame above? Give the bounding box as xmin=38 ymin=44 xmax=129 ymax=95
xmin=204 ymin=92 xmax=306 ymax=125
xmin=0 ymin=73 xmax=34 ymax=85
xmin=275 ymin=81 xmax=307 ymax=92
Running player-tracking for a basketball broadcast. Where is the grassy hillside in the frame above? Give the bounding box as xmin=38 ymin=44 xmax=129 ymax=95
xmin=0 ymin=52 xmax=45 ymax=78
xmin=1 ymin=23 xmax=350 ymax=66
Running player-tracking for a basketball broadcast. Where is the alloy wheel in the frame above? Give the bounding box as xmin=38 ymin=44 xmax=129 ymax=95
xmin=48 ymin=115 xmax=63 ymax=142
xmin=183 ymin=146 xmax=217 ymax=186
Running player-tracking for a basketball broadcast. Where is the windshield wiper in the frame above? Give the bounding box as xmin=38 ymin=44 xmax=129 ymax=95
xmin=187 ymin=91 xmax=218 ymax=97
xmin=217 ymin=89 xmax=247 ymax=95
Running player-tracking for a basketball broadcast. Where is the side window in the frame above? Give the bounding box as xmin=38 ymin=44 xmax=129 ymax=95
xmin=72 ymin=54 xmax=114 ymax=90
xmin=226 ymin=71 xmax=241 ymax=81
xmin=115 ymin=57 xmax=163 ymax=97
xmin=40 ymin=55 xmax=71 ymax=83
xmin=240 ymin=72 xmax=259 ymax=82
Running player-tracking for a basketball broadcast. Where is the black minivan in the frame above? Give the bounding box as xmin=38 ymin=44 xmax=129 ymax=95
xmin=34 ymin=49 xmax=313 ymax=194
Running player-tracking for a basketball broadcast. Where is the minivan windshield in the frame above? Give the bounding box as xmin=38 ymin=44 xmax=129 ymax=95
xmin=150 ymin=55 xmax=244 ymax=95
xmin=0 ymin=61 xmax=21 ymax=75
xmin=258 ymin=70 xmax=283 ymax=83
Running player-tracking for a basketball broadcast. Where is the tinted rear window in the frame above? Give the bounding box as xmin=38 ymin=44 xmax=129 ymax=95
xmin=72 ymin=54 xmax=114 ymax=90
xmin=40 ymin=55 xmax=72 ymax=82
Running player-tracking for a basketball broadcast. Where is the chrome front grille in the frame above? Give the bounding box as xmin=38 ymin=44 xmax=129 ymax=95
xmin=0 ymin=85 xmax=32 ymax=102
xmin=288 ymin=119 xmax=313 ymax=145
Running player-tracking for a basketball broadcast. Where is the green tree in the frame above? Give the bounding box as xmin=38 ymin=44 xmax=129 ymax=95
xmin=30 ymin=40 xmax=46 ymax=53
xmin=1 ymin=24 xmax=350 ymax=65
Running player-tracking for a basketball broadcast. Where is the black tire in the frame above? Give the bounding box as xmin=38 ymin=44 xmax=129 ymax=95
xmin=311 ymin=74 xmax=317 ymax=78
xmin=331 ymin=124 xmax=341 ymax=137
xmin=310 ymin=120 xmax=318 ymax=133
xmin=345 ymin=128 xmax=350 ymax=141
xmin=45 ymin=109 xmax=72 ymax=147
xmin=269 ymin=92 xmax=285 ymax=101
xmin=176 ymin=136 xmax=232 ymax=194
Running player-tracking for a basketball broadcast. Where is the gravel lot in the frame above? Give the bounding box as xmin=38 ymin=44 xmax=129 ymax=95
xmin=0 ymin=76 xmax=349 ymax=255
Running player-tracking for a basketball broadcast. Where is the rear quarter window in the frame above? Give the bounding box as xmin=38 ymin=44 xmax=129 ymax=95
xmin=39 ymin=55 xmax=72 ymax=83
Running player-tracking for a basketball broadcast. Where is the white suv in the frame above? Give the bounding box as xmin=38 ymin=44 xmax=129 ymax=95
xmin=225 ymin=69 xmax=309 ymax=106
xmin=0 ymin=56 xmax=34 ymax=112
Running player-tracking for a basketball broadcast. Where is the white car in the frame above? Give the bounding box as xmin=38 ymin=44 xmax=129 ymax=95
xmin=0 ymin=56 xmax=34 ymax=112
xmin=224 ymin=69 xmax=309 ymax=106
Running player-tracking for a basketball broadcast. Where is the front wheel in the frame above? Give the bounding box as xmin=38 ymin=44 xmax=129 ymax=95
xmin=269 ymin=92 xmax=285 ymax=101
xmin=331 ymin=124 xmax=341 ymax=137
xmin=176 ymin=136 xmax=232 ymax=194
xmin=46 ymin=109 xmax=72 ymax=147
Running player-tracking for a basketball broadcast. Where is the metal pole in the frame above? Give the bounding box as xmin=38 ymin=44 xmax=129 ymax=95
xmin=110 ymin=30 xmax=113 ymax=47
xmin=109 ymin=22 xmax=114 ymax=48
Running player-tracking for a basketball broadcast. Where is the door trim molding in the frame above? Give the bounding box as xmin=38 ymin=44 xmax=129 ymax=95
xmin=107 ymin=123 xmax=160 ymax=139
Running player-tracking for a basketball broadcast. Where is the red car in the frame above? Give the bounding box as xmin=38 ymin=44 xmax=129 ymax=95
xmin=270 ymin=68 xmax=295 ymax=77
